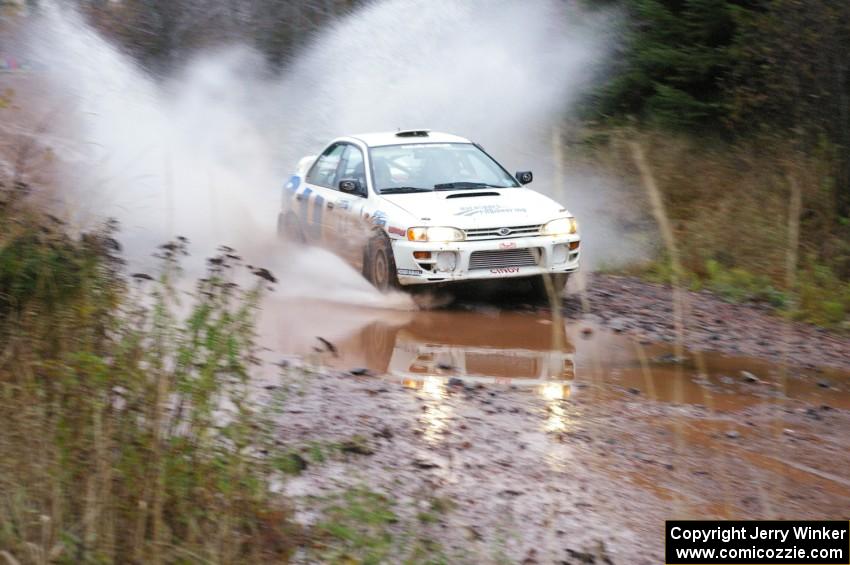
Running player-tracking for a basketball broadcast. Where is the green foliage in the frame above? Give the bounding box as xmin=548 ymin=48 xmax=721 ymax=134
xmin=596 ymin=0 xmax=850 ymax=215
xmin=311 ymin=487 xmax=451 ymax=565
xmin=273 ymin=451 xmax=309 ymax=476
xmin=315 ymin=488 xmax=399 ymax=564
xmin=595 ymin=0 xmax=755 ymax=129
xmin=729 ymin=1 xmax=850 ymax=213
xmin=0 ymin=188 xmax=297 ymax=563
xmin=702 ymin=259 xmax=787 ymax=306
xmin=0 ymin=218 xmax=111 ymax=321
xmin=0 ymin=88 xmax=13 ymax=109
xmin=634 ymin=255 xmax=849 ymax=328
xmin=795 ymin=262 xmax=850 ymax=327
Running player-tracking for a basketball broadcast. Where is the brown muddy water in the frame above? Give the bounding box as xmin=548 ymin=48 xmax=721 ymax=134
xmin=262 ymin=298 xmax=850 ymax=412
xmin=261 ymin=299 xmax=850 ymax=483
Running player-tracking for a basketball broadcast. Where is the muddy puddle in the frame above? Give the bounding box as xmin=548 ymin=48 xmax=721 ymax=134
xmin=261 ymin=298 xmax=850 ymax=411
xmin=261 ymin=298 xmax=850 ymax=518
xmin=261 ymin=297 xmax=850 ymax=559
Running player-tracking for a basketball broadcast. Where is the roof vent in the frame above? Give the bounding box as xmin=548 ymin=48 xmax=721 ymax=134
xmin=395 ymin=129 xmax=431 ymax=138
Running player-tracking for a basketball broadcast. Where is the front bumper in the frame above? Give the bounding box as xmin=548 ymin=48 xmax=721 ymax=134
xmin=392 ymin=234 xmax=580 ymax=286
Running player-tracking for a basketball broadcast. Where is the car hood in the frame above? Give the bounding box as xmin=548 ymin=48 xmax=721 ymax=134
xmin=378 ymin=188 xmax=568 ymax=229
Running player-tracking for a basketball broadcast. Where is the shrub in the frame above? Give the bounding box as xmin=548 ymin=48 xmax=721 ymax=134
xmin=0 ymin=185 xmax=296 ymax=563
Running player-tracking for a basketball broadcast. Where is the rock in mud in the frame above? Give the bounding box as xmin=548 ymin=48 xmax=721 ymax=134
xmin=413 ymin=457 xmax=441 ymax=469
xmin=740 ymin=371 xmax=761 ymax=384
xmin=340 ymin=436 xmax=374 ymax=455
xmin=609 ymin=317 xmax=628 ymax=332
xmin=653 ymin=353 xmax=685 ymax=364
xmin=500 ymin=489 xmax=523 ymax=497
xmin=315 ymin=336 xmax=338 ymax=355
xmin=465 ymin=525 xmax=484 ymax=541
xmin=564 ymin=543 xmax=614 ymax=564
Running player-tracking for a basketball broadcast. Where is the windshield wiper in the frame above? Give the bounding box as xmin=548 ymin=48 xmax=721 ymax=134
xmin=434 ymin=182 xmax=509 ymax=190
xmin=380 ymin=186 xmax=434 ymax=194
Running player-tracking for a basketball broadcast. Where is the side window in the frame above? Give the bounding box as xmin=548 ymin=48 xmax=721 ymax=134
xmin=306 ymin=143 xmax=345 ymax=188
xmin=339 ymin=145 xmax=366 ymax=191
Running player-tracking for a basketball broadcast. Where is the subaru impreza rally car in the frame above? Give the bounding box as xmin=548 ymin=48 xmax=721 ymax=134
xmin=278 ymin=130 xmax=580 ymax=296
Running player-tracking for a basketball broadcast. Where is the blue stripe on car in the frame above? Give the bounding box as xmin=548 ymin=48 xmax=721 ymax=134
xmin=285 ymin=175 xmax=301 ymax=192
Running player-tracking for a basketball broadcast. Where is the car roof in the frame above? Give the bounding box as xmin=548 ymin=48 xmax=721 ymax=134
xmin=346 ymin=130 xmax=472 ymax=147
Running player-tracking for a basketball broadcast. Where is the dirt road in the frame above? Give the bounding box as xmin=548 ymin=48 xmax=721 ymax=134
xmin=571 ymin=274 xmax=850 ymax=371
xmin=260 ymin=274 xmax=850 ymax=563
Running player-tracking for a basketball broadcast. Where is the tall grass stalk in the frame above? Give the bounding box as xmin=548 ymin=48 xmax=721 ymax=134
xmin=628 ymin=139 xmax=692 ymax=515
xmin=766 ymin=169 xmax=804 ymax=517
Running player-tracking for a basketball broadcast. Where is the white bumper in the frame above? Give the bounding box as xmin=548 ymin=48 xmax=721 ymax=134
xmin=392 ymin=234 xmax=580 ymax=286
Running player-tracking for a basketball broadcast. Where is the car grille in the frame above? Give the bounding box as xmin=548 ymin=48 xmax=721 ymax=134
xmin=468 ymin=248 xmax=540 ymax=270
xmin=466 ymin=353 xmax=537 ymax=378
xmin=464 ymin=224 xmax=542 ymax=240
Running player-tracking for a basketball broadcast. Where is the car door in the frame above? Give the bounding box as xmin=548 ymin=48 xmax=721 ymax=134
xmin=328 ymin=143 xmax=369 ymax=267
xmin=302 ymin=142 xmax=346 ymax=244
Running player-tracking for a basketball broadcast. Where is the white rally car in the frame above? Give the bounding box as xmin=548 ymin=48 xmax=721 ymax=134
xmin=278 ymin=130 xmax=580 ymax=297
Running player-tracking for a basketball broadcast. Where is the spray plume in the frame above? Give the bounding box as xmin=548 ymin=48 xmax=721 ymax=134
xmin=9 ymin=0 xmax=626 ymax=305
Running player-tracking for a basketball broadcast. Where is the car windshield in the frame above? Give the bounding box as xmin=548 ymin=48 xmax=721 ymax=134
xmin=369 ymin=142 xmax=519 ymax=194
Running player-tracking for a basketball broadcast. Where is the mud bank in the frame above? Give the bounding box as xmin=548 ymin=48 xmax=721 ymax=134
xmin=569 ymin=274 xmax=850 ymax=371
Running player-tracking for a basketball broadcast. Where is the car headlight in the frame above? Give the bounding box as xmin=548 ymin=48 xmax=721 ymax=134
xmin=542 ymin=217 xmax=578 ymax=236
xmin=406 ymin=226 xmax=465 ymax=242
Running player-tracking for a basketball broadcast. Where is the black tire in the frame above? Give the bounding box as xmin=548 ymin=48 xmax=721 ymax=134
xmin=366 ymin=234 xmax=400 ymax=292
xmin=278 ymin=212 xmax=305 ymax=243
xmin=529 ymin=273 xmax=569 ymax=304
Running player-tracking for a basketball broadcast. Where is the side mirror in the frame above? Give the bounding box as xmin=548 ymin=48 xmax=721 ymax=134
xmin=515 ymin=171 xmax=533 ymax=185
xmin=338 ymin=178 xmax=364 ymax=196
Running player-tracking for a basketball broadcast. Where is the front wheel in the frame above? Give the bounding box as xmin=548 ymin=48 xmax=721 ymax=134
xmin=529 ymin=273 xmax=569 ymax=304
xmin=366 ymin=235 xmax=400 ymax=292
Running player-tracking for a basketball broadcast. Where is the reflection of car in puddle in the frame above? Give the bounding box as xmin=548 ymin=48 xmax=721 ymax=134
xmin=354 ymin=310 xmax=576 ymax=400
xmin=263 ymin=299 xmax=577 ymax=401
